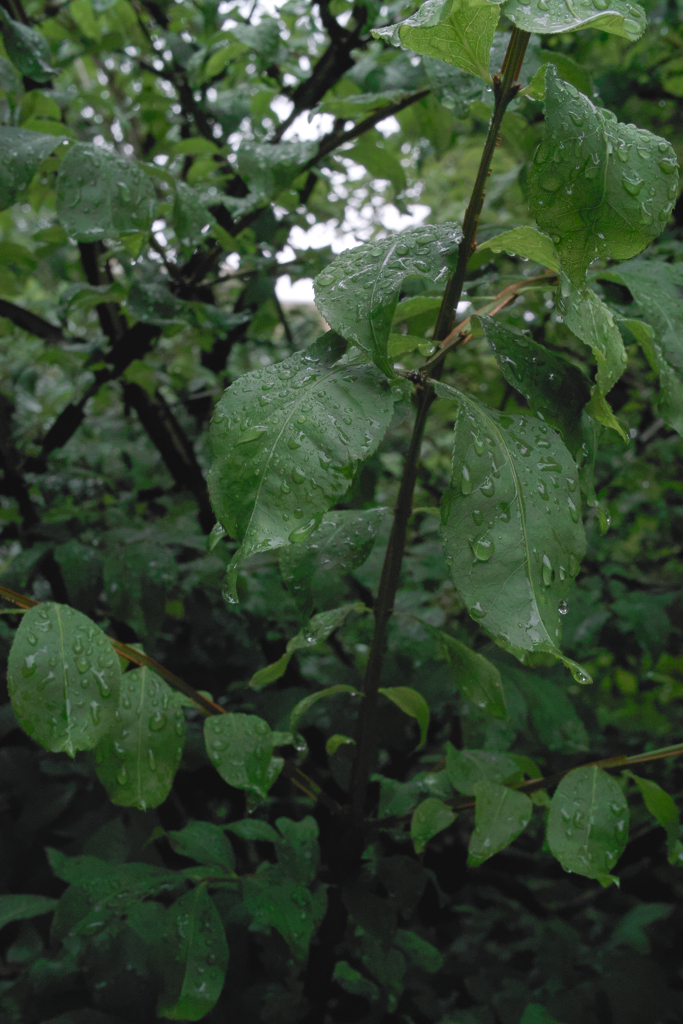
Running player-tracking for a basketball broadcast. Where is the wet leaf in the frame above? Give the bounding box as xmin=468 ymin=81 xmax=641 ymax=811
xmin=208 ymin=334 xmax=393 ymax=601
xmin=289 ymin=684 xmax=359 ymax=735
xmin=7 ymin=603 xmax=121 ymax=757
xmin=379 ymin=686 xmax=430 ymax=749
xmin=477 ymin=226 xmax=560 ymax=272
xmin=504 ymin=0 xmax=646 ymax=39
xmin=547 ymin=765 xmax=629 ymax=884
xmin=0 ymin=10 xmax=56 ymax=82
xmin=166 ymin=822 xmax=235 ymax=875
xmin=437 ymin=632 xmax=507 ymax=718
xmin=243 ymin=872 xmax=327 ymax=960
xmin=173 ymin=181 xmax=215 ymax=248
xmin=0 ymin=894 xmax=57 ymax=931
xmin=225 ymin=819 xmax=279 ymax=843
xmin=445 ymin=745 xmax=520 ymax=795
xmin=204 ymin=712 xmax=281 ymax=799
xmin=410 ymin=797 xmax=457 ymax=853
xmin=468 ymin=780 xmax=533 ymax=866
xmin=626 ymin=771 xmax=683 ymax=866
xmin=0 ymin=126 xmax=64 ymax=210
xmin=528 ymin=68 xmax=679 ymax=284
xmin=237 ymin=140 xmax=316 ymax=200
xmin=94 ymin=667 xmax=185 ymax=811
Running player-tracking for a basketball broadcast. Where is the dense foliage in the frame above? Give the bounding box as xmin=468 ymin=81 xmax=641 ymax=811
xmin=1 ymin=0 xmax=683 ymax=1021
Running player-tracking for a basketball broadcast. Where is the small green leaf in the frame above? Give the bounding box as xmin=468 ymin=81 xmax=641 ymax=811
xmin=0 ymin=10 xmax=56 ymax=82
xmin=379 ymin=686 xmax=430 ymax=749
xmin=94 ymin=666 xmax=185 ymax=810
xmin=468 ymin=780 xmax=533 ymax=866
xmin=166 ymin=822 xmax=236 ymax=875
xmin=237 ymin=140 xmax=316 ymax=200
xmin=204 ymin=713 xmax=280 ymax=799
xmin=243 ymin=873 xmax=327 ymax=960
xmin=225 ymin=819 xmax=280 ymax=843
xmin=520 ymin=1006 xmax=564 ymax=1024
xmin=0 ymin=127 xmax=64 ymax=210
xmin=314 ymin=225 xmax=461 ymax=375
xmin=7 ymin=603 xmax=121 ymax=756
xmin=504 ymin=0 xmax=646 ymax=39
xmin=394 ymin=929 xmax=444 ymax=973
xmin=373 ymin=0 xmax=502 ymax=83
xmin=208 ymin=334 xmax=393 ymax=601
xmin=158 ymin=884 xmax=229 ymax=1021
xmin=626 ymin=771 xmax=683 ymax=866
xmin=56 ymin=142 xmax=155 ymax=242
xmin=477 ymin=226 xmax=560 ymax=272
xmin=521 ymin=55 xmax=594 ymax=101
xmin=289 ymin=684 xmax=359 ymax=736
xmin=0 ymin=894 xmax=58 ymax=931
xmin=437 ymin=633 xmax=507 ymax=718
xmin=320 ymin=89 xmax=413 ymax=120
xmin=410 ymin=797 xmax=457 ymax=853
xmin=528 ymin=68 xmax=679 ymax=284
xmin=445 ymin=744 xmax=520 ymax=795
xmin=547 ymin=765 xmax=629 ymax=884
xmin=326 ymin=734 xmax=355 ymax=757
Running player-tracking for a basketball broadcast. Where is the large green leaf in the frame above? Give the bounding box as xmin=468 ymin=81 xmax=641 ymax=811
xmin=528 ymin=68 xmax=679 ymax=284
xmin=438 ymin=632 xmax=507 ymax=718
xmin=477 ymin=226 xmax=560 ymax=272
xmin=56 ymin=142 xmax=156 ymax=242
xmin=7 ymin=603 xmax=121 ymax=756
xmin=468 ymin=780 xmax=533 ymax=866
xmin=204 ymin=713 xmax=281 ymax=799
xmin=411 ymin=797 xmax=457 ymax=853
xmin=0 ymin=127 xmax=64 ymax=210
xmin=157 ymin=885 xmax=229 ymax=1021
xmin=436 ymin=384 xmax=588 ymax=677
xmin=547 ymin=765 xmax=629 ymax=884
xmin=504 ymin=0 xmax=646 ymax=40
xmin=0 ymin=10 xmax=56 ymax=82
xmin=94 ymin=666 xmax=186 ymax=811
xmin=313 ymin=225 xmax=461 ymax=375
xmin=445 ymin=744 xmax=520 ymax=795
xmin=208 ymin=334 xmax=393 ymax=601
xmin=373 ymin=0 xmax=502 ymax=83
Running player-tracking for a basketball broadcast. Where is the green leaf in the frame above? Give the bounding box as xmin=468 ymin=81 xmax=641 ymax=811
xmin=477 ymin=226 xmax=560 ymax=272
xmin=504 ymin=0 xmax=646 ymax=39
xmin=289 ymin=684 xmax=359 ymax=735
xmin=626 ymin=771 xmax=683 ymax=866
xmin=521 ymin=54 xmax=594 ymax=101
xmin=237 ymin=140 xmax=316 ymax=200
xmin=158 ymin=884 xmax=229 ymax=1021
xmin=0 ymin=10 xmax=56 ymax=82
xmin=508 ymin=668 xmax=589 ymax=752
xmin=208 ymin=334 xmax=393 ymax=601
xmin=280 ymin=508 xmax=386 ymax=617
xmin=558 ymin=281 xmax=628 ymax=440
xmin=436 ymin=383 xmax=588 ymax=679
xmin=468 ymin=780 xmax=533 ymax=866
xmin=313 ymin=225 xmax=461 ymax=375
xmin=274 ymin=815 xmax=320 ymax=884
xmin=410 ymin=797 xmax=457 ymax=853
xmin=349 ymin=132 xmax=407 ymax=196
xmin=7 ymin=602 xmax=121 ymax=757
xmin=56 ymin=142 xmax=156 ymax=242
xmin=547 ymin=765 xmax=629 ymax=884
xmin=437 ymin=632 xmax=507 ymax=718
xmin=379 ymin=686 xmax=430 ymax=749
xmin=326 ymin=733 xmax=355 ymax=756
xmin=476 ymin=316 xmax=590 ymax=454
xmin=320 ymin=89 xmax=413 ymax=119
xmin=445 ymin=744 xmax=520 ymax=795
xmin=520 ymin=1007 xmax=564 ymax=1024
xmin=94 ymin=666 xmax=185 ymax=810
xmin=204 ymin=713 xmax=281 ymax=799
xmin=166 ymin=822 xmax=235 ymax=875
xmin=373 ymin=0 xmax=502 ymax=83
xmin=173 ymin=181 xmax=215 ymax=247
xmin=394 ymin=929 xmax=444 ymax=972
xmin=0 ymin=127 xmax=64 ymax=210
xmin=528 ymin=68 xmax=679 ymax=285
xmin=243 ymin=873 xmax=327 ymax=960
xmin=224 ymin=819 xmax=279 ymax=843
xmin=0 ymin=894 xmax=58 ymax=931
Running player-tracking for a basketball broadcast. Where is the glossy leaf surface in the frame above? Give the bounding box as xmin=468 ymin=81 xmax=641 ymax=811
xmin=243 ymin=873 xmax=327 ymax=961
xmin=7 ymin=603 xmax=120 ymax=756
xmin=468 ymin=780 xmax=533 ymax=866
xmin=0 ymin=127 xmax=64 ymax=211
xmin=446 ymin=745 xmax=520 ymax=795
xmin=208 ymin=334 xmax=393 ymax=601
xmin=477 ymin=226 xmax=560 ymax=272
xmin=0 ymin=10 xmax=56 ymax=81
xmin=504 ymin=0 xmax=646 ymax=40
xmin=204 ymin=713 xmax=280 ymax=798
xmin=411 ymin=797 xmax=457 ymax=853
xmin=439 ymin=632 xmax=507 ymax=718
xmin=627 ymin=771 xmax=683 ymax=866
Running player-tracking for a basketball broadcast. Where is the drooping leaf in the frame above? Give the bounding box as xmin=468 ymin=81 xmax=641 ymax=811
xmin=0 ymin=10 xmax=56 ymax=82
xmin=313 ymin=225 xmax=461 ymax=375
xmin=56 ymin=142 xmax=156 ymax=242
xmin=289 ymin=684 xmax=360 ymax=735
xmin=528 ymin=68 xmax=679 ymax=284
xmin=0 ymin=894 xmax=58 ymax=931
xmin=507 ymin=668 xmax=589 ymax=752
xmin=279 ymin=508 xmax=386 ymax=616
xmin=445 ymin=744 xmax=520 ymax=795
xmin=557 ymin=281 xmax=628 ymax=440
xmin=7 ymin=603 xmax=121 ymax=756
xmin=437 ymin=632 xmax=507 ymax=718
xmin=504 ymin=0 xmax=646 ymax=40
xmin=373 ymin=0 xmax=502 ymax=83
xmin=436 ymin=383 xmax=588 ymax=678
xmin=626 ymin=771 xmax=683 ymax=866
xmin=157 ymin=884 xmax=229 ymax=1021
xmin=208 ymin=334 xmax=393 ymax=601
xmin=378 ymin=686 xmax=430 ymax=749
xmin=94 ymin=666 xmax=185 ymax=811
xmin=204 ymin=712 xmax=281 ymax=799
xmin=166 ymin=822 xmax=236 ymax=875
xmin=547 ymin=765 xmax=629 ymax=884
xmin=0 ymin=127 xmax=64 ymax=210
xmin=468 ymin=780 xmax=533 ymax=866
xmin=477 ymin=226 xmax=560 ymax=272
xmin=410 ymin=797 xmax=457 ymax=853
xmin=476 ymin=316 xmax=590 ymax=453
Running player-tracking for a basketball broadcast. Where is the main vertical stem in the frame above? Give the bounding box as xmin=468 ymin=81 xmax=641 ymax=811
xmin=350 ymin=27 xmax=530 ymax=818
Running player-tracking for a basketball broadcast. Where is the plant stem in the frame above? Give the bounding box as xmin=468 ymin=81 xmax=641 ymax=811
xmin=350 ymin=27 xmax=531 ymax=819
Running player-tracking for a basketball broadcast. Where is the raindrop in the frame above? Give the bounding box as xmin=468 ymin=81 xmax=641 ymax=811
xmin=481 ymin=477 xmax=495 ymax=498
xmin=470 ymin=535 xmax=495 ymax=562
xmin=117 ymin=766 xmax=129 ymax=786
xmin=470 ymin=602 xmax=487 ymax=619
xmin=460 ymin=465 xmax=473 ymax=496
xmin=558 ymin=600 xmax=568 ymax=616
xmin=149 ymin=711 xmax=167 ymax=732
xmin=541 ymin=554 xmax=554 ymax=587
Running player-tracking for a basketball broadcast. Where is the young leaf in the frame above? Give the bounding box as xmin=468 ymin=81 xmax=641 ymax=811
xmin=157 ymin=884 xmax=229 ymax=1021
xmin=313 ymin=225 xmax=461 ymax=375
xmin=0 ymin=10 xmax=56 ymax=82
xmin=476 ymin=316 xmax=590 ymax=454
xmin=372 ymin=0 xmax=502 ymax=83
xmin=468 ymin=780 xmax=533 ymax=866
xmin=504 ymin=0 xmax=646 ymax=40
xmin=208 ymin=334 xmax=393 ymax=601
xmin=56 ymin=142 xmax=156 ymax=242
xmin=0 ymin=127 xmax=64 ymax=210
xmin=436 ymin=383 xmax=588 ymax=679
xmin=7 ymin=603 xmax=121 ymax=757
xmin=279 ymin=508 xmax=387 ymax=616
xmin=0 ymin=894 xmax=58 ymax=931
xmin=378 ymin=686 xmax=430 ymax=749
xmin=94 ymin=666 xmax=185 ymax=810
xmin=528 ymin=68 xmax=679 ymax=284
xmin=547 ymin=765 xmax=629 ymax=884
xmin=445 ymin=745 xmax=520 ymax=795
xmin=204 ymin=713 xmax=280 ymax=798
xmin=289 ymin=684 xmax=360 ymax=735
xmin=411 ymin=797 xmax=457 ymax=854
xmin=626 ymin=771 xmax=683 ymax=866
xmin=477 ymin=226 xmax=560 ymax=272
xmin=166 ymin=822 xmax=236 ymax=875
